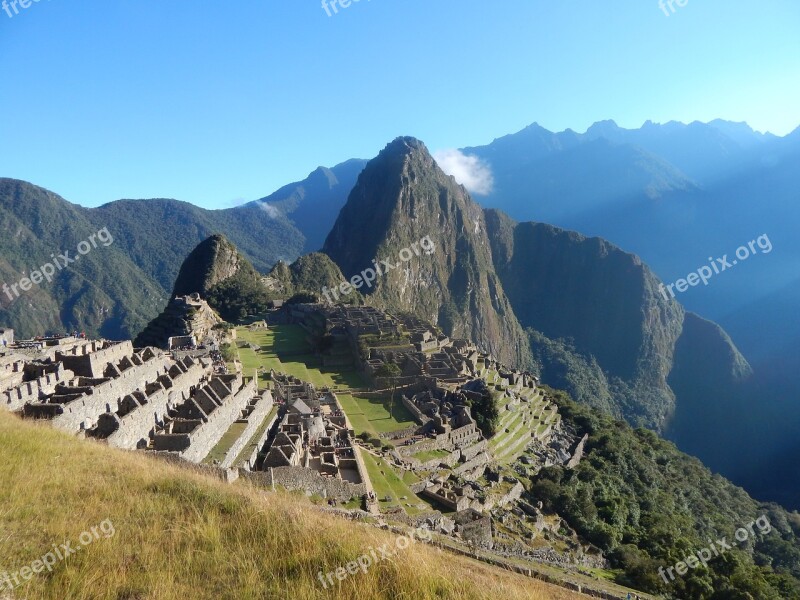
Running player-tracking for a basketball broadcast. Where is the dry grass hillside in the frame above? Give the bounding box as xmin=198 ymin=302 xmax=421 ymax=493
xmin=0 ymin=410 xmax=584 ymax=600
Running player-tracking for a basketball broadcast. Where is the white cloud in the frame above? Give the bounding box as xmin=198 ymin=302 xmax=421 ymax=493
xmin=432 ymin=149 xmax=494 ymax=195
xmin=257 ymin=202 xmax=282 ymax=219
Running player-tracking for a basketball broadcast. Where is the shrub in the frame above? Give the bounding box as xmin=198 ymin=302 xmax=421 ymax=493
xmin=220 ymin=343 xmax=236 ymax=362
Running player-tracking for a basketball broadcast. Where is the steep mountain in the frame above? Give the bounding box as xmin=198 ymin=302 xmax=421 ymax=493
xmin=484 ymin=211 xmax=751 ymax=429
xmin=140 ymin=235 xmax=353 ymax=340
xmin=172 ymin=234 xmax=259 ymax=298
xmin=254 ymin=159 xmax=367 ymax=254
xmin=459 ymin=119 xmax=800 ymax=332
xmin=323 ymin=137 xmax=533 ymax=369
xmin=266 ymin=252 xmax=353 ymax=300
xmin=455 ymin=120 xmax=800 ymax=505
xmin=135 ymin=234 xmax=268 ymax=344
xmin=174 ymin=234 xmax=275 ymax=322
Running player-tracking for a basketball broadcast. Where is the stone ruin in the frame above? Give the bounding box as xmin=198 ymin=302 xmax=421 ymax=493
xmin=148 ymin=373 xmax=262 ymax=463
xmin=135 ymin=294 xmax=221 ymax=350
xmin=0 ymin=332 xmax=270 ymax=468
xmin=244 ymin=372 xmax=369 ymax=503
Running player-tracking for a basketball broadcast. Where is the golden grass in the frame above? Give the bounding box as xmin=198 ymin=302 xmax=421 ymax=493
xmin=0 ymin=410 xmax=584 ymax=600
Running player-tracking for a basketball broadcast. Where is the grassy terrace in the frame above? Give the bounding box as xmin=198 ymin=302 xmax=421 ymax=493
xmin=234 ymin=325 xmax=417 ymax=437
xmin=202 ymin=421 xmax=247 ymax=465
xmin=359 ymin=449 xmax=435 ymax=516
xmin=487 ymin=380 xmax=557 ymax=464
xmin=412 ymin=448 xmax=450 ymax=463
xmin=337 ymin=393 xmax=416 ymax=437
xmin=235 ymin=325 xmax=364 ymax=390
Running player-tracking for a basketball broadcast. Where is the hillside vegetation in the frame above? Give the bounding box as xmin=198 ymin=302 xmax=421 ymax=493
xmin=0 ymin=179 xmax=305 ymax=339
xmin=0 ymin=410 xmax=581 ymax=600
xmin=527 ymin=389 xmax=800 ymax=599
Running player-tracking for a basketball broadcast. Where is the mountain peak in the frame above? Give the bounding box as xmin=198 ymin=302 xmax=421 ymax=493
xmin=380 ymin=136 xmax=429 ymax=158
xmin=172 ymin=234 xmax=248 ymax=298
xmin=307 ymin=166 xmax=338 ymax=188
xmin=586 ymin=119 xmax=621 ymax=135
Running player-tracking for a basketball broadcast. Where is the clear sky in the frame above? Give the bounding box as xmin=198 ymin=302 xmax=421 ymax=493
xmin=1 ymin=0 xmax=798 ymax=209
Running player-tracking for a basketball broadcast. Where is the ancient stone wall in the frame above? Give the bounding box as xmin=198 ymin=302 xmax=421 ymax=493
xmin=460 ymin=439 xmax=487 ymax=461
xmin=105 ymin=359 xmax=212 ymax=449
xmin=566 ymin=433 xmax=589 ymax=469
xmin=242 ymin=467 xmax=367 ymax=502
xmin=239 ymin=412 xmax=279 ymax=471
xmin=2 ymin=365 xmax=74 ymax=412
xmin=219 ymin=391 xmax=274 ymax=469
xmin=401 ymin=394 xmax=429 ymax=425
xmin=47 ymin=354 xmax=171 ymax=433
xmin=453 ymin=451 xmax=490 ymax=476
xmin=180 ymin=378 xmax=257 ymax=463
xmin=57 ymin=341 xmax=135 ymax=378
xmin=481 ymin=481 xmax=524 ymax=511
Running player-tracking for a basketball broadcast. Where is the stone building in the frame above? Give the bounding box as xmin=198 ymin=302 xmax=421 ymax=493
xmin=253 ymin=376 xmax=368 ymax=502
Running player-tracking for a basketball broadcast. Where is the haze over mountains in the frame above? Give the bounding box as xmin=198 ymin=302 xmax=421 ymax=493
xmin=1 ymin=118 xmax=797 ymax=510
xmin=458 ymin=119 xmax=800 ymax=510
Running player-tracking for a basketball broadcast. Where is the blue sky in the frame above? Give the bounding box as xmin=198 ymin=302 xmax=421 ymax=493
xmin=1 ymin=0 xmax=798 ymax=209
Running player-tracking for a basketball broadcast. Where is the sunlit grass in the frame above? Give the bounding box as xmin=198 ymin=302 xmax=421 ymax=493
xmin=0 ymin=410 xmax=581 ymax=600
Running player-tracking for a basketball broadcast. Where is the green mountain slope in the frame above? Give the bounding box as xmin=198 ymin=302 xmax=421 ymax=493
xmin=0 ymin=179 xmax=164 ymax=338
xmin=267 ymin=252 xmax=353 ymax=301
xmin=0 ymin=178 xmax=310 ymax=339
xmin=528 ymin=389 xmax=800 ymax=599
